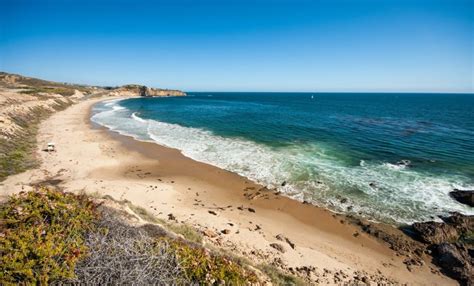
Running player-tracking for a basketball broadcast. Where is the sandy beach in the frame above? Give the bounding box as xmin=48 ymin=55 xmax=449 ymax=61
xmin=0 ymin=95 xmax=457 ymax=285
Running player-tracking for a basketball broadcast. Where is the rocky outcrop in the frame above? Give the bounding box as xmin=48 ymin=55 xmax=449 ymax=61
xmin=409 ymin=212 xmax=473 ymax=285
xmin=435 ymin=243 xmax=473 ymax=284
xmin=450 ymin=190 xmax=474 ymax=207
xmin=112 ymin=84 xmax=186 ymax=97
xmin=140 ymin=86 xmax=186 ymax=97
xmin=412 ymin=221 xmax=460 ymax=244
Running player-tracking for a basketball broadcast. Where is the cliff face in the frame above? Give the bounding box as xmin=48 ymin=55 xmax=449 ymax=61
xmin=111 ymin=85 xmax=186 ymax=97
xmin=142 ymin=87 xmax=186 ymax=97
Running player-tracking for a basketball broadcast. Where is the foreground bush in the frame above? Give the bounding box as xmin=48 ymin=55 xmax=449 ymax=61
xmin=167 ymin=238 xmax=259 ymax=284
xmin=1 ymin=189 xmax=261 ymax=285
xmin=0 ymin=188 xmax=97 ymax=284
xmin=61 ymin=209 xmax=186 ymax=285
xmin=64 ymin=207 xmax=259 ymax=285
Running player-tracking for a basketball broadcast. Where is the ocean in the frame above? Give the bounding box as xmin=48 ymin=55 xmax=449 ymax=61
xmin=91 ymin=92 xmax=474 ymax=224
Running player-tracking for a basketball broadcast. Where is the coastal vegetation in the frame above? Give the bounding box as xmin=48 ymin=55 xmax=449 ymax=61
xmin=0 ymin=188 xmax=97 ymax=284
xmin=0 ymin=72 xmax=80 ymax=181
xmin=0 ymin=72 xmax=185 ymax=181
xmin=0 ymin=101 xmax=72 ymax=181
xmin=0 ymin=188 xmax=290 ymax=285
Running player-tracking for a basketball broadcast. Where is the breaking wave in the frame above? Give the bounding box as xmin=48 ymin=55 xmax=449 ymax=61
xmin=91 ymin=99 xmax=474 ymax=224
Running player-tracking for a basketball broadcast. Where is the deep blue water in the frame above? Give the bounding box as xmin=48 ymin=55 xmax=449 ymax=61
xmin=92 ymin=92 xmax=474 ymax=223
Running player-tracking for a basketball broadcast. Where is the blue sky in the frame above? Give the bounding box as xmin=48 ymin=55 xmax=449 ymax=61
xmin=1 ymin=0 xmax=472 ymax=92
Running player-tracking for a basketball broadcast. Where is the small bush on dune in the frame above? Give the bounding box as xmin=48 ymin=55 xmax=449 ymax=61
xmin=167 ymin=238 xmax=259 ymax=284
xmin=0 ymin=188 xmax=98 ymax=284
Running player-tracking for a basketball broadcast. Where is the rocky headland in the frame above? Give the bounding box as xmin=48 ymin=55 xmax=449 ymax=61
xmin=110 ymin=84 xmax=186 ymax=97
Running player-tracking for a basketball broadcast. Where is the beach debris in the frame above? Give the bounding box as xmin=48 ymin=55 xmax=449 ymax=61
xmin=167 ymin=213 xmax=176 ymax=221
xmin=276 ymin=234 xmax=296 ymax=249
xmin=353 ymin=231 xmax=360 ymax=237
xmin=43 ymin=142 xmax=56 ymax=152
xmin=449 ymin=189 xmax=474 ymax=207
xmin=208 ymin=210 xmax=218 ymax=216
xmin=403 ymin=257 xmax=424 ymax=272
xmin=221 ymin=229 xmax=231 ymax=234
xmin=202 ymin=229 xmax=218 ymax=238
xmin=281 ymin=181 xmax=287 ymax=187
xmin=248 ymin=208 xmax=256 ymax=213
xmin=244 ymin=189 xmax=270 ymax=200
xmin=269 ymin=243 xmax=286 ymax=253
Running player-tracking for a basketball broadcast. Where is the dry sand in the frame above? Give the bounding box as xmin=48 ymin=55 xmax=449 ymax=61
xmin=0 ymin=96 xmax=457 ymax=285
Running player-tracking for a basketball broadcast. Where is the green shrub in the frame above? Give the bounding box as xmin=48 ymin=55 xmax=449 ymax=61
xmin=0 ymin=101 xmax=72 ymax=181
xmin=165 ymin=238 xmax=259 ymax=285
xmin=258 ymin=264 xmax=306 ymax=286
xmin=167 ymin=224 xmax=203 ymax=244
xmin=0 ymin=188 xmax=98 ymax=285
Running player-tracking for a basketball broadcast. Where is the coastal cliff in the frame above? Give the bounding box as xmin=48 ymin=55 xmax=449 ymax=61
xmin=111 ymin=84 xmax=186 ymax=97
xmin=0 ymin=72 xmax=186 ymax=181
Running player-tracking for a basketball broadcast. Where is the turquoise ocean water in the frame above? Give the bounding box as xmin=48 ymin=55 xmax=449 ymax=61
xmin=92 ymin=92 xmax=474 ymax=224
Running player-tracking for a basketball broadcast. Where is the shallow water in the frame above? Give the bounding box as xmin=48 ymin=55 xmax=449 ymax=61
xmin=91 ymin=93 xmax=474 ymax=224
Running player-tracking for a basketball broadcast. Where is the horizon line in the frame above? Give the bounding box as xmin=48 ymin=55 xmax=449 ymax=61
xmin=2 ymin=70 xmax=472 ymax=95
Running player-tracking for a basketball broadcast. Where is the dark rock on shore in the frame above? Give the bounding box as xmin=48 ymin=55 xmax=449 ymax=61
xmin=435 ymin=243 xmax=473 ymax=285
xmin=412 ymin=221 xmax=459 ymax=244
xmin=441 ymin=212 xmax=474 ymax=233
xmin=450 ymin=190 xmax=474 ymax=207
xmin=409 ymin=212 xmax=473 ymax=285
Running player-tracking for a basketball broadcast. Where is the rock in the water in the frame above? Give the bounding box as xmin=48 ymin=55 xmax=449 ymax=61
xmin=450 ymin=190 xmax=474 ymax=207
xmin=396 ymin=159 xmax=411 ymax=167
xmin=411 ymin=221 xmax=459 ymax=244
xmin=435 ymin=243 xmax=472 ymax=285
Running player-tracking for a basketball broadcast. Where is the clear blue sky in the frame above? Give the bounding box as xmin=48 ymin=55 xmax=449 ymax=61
xmin=1 ymin=0 xmax=472 ymax=92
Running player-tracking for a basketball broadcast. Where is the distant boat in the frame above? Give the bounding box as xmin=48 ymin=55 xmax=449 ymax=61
xmin=311 ymin=95 xmax=315 ymax=99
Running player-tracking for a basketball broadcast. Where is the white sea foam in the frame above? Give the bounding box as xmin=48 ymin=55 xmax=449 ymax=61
xmin=91 ymin=100 xmax=474 ymax=224
xmin=382 ymin=163 xmax=406 ymax=170
xmin=131 ymin=112 xmax=147 ymax=123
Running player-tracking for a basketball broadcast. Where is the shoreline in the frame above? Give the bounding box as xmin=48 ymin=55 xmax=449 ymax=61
xmin=0 ymin=95 xmax=457 ymax=284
